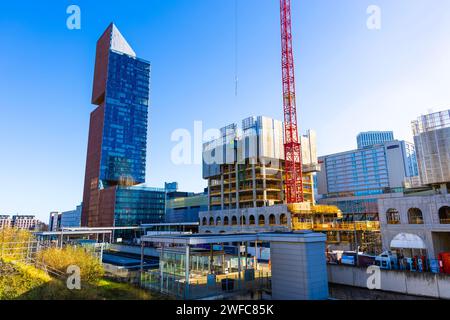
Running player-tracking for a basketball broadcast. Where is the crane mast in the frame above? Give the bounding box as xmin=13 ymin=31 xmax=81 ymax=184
xmin=280 ymin=0 xmax=304 ymax=204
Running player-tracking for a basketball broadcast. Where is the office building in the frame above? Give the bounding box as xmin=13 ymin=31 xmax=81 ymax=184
xmin=49 ymin=212 xmax=61 ymax=231
xmin=317 ymin=139 xmax=420 ymax=221
xmin=379 ymin=109 xmax=450 ymax=259
xmin=357 ymin=131 xmax=394 ymax=149
xmin=165 ymin=192 xmax=208 ymax=224
xmin=81 ymin=23 xmax=162 ymax=228
xmin=61 ymin=204 xmax=82 ymax=228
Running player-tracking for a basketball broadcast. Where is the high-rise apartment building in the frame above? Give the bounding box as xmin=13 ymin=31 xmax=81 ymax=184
xmin=11 ymin=215 xmax=40 ymax=230
xmin=81 ymin=24 xmax=163 ymax=228
xmin=0 ymin=215 xmax=12 ymax=229
xmin=357 ymin=131 xmax=394 ymax=149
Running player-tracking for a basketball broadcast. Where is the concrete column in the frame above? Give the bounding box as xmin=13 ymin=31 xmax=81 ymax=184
xmin=245 ymin=242 xmax=249 ymax=270
xmin=252 ymin=163 xmax=257 ymax=207
xmin=262 ymin=162 xmax=267 ymax=206
xmin=185 ymin=245 xmax=190 ymax=299
xmin=207 ymin=180 xmax=211 ymax=211
xmin=237 ymin=242 xmax=242 ymax=287
xmin=235 ymin=163 xmax=240 ymax=209
xmin=160 ymin=243 xmax=165 ymax=293
xmin=140 ymin=241 xmax=145 ymax=285
xmin=221 ymin=175 xmax=224 ymax=210
xmin=254 ymin=241 xmax=258 ymax=270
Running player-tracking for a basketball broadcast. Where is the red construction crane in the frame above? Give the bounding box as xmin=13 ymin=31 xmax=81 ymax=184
xmin=280 ymin=0 xmax=304 ymax=203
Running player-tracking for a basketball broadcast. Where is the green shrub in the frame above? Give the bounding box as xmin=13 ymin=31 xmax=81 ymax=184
xmin=37 ymin=246 xmax=104 ymax=284
xmin=0 ymin=258 xmax=51 ymax=300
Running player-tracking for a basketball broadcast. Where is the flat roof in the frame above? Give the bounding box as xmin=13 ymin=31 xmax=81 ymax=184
xmin=141 ymin=222 xmax=199 ymax=227
xmin=35 ymin=230 xmax=113 ymax=236
xmin=61 ymin=227 xmax=140 ymax=231
xmin=141 ymin=231 xmax=326 ymax=245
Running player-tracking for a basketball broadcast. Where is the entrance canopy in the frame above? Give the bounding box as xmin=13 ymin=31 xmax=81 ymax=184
xmin=390 ymin=233 xmax=426 ymax=249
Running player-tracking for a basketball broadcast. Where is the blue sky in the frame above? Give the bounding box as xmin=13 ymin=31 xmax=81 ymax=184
xmin=1 ymin=0 xmax=450 ymax=221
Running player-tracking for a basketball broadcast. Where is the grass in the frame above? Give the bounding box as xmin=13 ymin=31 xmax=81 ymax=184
xmin=0 ymin=259 xmax=169 ymax=300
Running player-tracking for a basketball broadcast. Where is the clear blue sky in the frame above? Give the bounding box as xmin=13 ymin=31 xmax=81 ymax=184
xmin=1 ymin=0 xmax=450 ymax=222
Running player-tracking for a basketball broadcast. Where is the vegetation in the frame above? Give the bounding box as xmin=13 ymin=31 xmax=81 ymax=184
xmin=0 ymin=228 xmax=168 ymax=300
xmin=0 ymin=228 xmax=34 ymax=260
xmin=37 ymin=246 xmax=104 ymax=284
xmin=0 ymin=258 xmax=167 ymax=300
xmin=0 ymin=258 xmax=52 ymax=300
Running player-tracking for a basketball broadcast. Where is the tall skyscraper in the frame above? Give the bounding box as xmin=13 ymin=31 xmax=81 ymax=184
xmin=357 ymin=131 xmax=394 ymax=149
xmin=81 ymin=24 xmax=164 ymax=228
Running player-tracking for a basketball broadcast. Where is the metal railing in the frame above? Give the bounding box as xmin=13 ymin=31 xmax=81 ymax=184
xmin=293 ymin=221 xmax=380 ymax=232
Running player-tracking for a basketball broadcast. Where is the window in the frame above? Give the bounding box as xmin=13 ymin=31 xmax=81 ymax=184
xmin=224 ymin=216 xmax=229 ymax=226
xmin=280 ymin=214 xmax=288 ymax=225
xmin=386 ymin=209 xmax=401 ymax=225
xmin=258 ymin=215 xmax=266 ymax=226
xmin=202 ymin=217 xmax=207 ymax=226
xmin=269 ymin=214 xmax=276 ymax=225
xmin=408 ymin=208 xmax=424 ymax=224
xmin=231 ymin=216 xmax=238 ymax=226
xmin=209 ymin=217 xmax=214 ymax=226
xmin=216 ymin=217 xmax=222 ymax=226
xmin=439 ymin=206 xmax=450 ymax=224
xmin=249 ymin=215 xmax=255 ymax=225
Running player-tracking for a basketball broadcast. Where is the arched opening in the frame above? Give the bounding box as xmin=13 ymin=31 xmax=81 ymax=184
xmin=216 ymin=216 xmax=222 ymax=226
xmin=439 ymin=206 xmax=450 ymax=224
xmin=249 ymin=215 xmax=255 ymax=225
xmin=280 ymin=214 xmax=288 ymax=225
xmin=231 ymin=216 xmax=238 ymax=226
xmin=240 ymin=216 xmax=246 ymax=225
xmin=386 ymin=208 xmax=401 ymax=225
xmin=269 ymin=214 xmax=276 ymax=226
xmin=202 ymin=217 xmax=207 ymax=226
xmin=209 ymin=217 xmax=214 ymax=226
xmin=223 ymin=216 xmax=229 ymax=226
xmin=258 ymin=215 xmax=265 ymax=226
xmin=408 ymin=208 xmax=424 ymax=224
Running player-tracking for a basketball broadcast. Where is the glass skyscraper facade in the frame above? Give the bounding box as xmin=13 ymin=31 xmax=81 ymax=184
xmin=99 ymin=51 xmax=149 ymax=187
xmin=81 ymin=24 xmax=164 ymax=229
xmin=114 ymin=186 xmax=166 ymax=227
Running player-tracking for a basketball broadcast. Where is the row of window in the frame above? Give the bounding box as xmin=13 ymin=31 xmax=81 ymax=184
xmin=202 ymin=214 xmax=288 ymax=227
xmin=386 ymin=206 xmax=450 ymax=225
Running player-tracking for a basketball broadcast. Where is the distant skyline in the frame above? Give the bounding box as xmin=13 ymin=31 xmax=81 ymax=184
xmin=1 ymin=0 xmax=450 ymax=221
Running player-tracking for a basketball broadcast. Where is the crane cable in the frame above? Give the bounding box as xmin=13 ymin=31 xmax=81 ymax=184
xmin=234 ymin=0 xmax=239 ymax=97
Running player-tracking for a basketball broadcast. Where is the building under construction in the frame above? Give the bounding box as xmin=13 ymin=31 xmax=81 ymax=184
xmin=200 ymin=116 xmax=381 ymax=252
